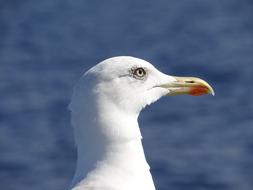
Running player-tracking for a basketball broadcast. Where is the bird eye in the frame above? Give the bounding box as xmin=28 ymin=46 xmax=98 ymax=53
xmin=132 ymin=67 xmax=147 ymax=79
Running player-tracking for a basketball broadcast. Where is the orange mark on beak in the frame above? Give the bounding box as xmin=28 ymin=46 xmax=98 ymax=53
xmin=189 ymin=85 xmax=210 ymax=96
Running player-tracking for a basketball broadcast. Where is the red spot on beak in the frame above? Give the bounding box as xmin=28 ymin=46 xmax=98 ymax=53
xmin=189 ymin=85 xmax=209 ymax=96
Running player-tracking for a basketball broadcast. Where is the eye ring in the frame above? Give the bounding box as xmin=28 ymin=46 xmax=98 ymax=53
xmin=132 ymin=67 xmax=147 ymax=79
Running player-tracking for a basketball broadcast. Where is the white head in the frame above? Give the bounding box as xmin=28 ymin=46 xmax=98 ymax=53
xmin=71 ymin=56 xmax=213 ymax=115
xmin=85 ymin=56 xmax=177 ymax=114
xmin=69 ymin=56 xmax=214 ymax=143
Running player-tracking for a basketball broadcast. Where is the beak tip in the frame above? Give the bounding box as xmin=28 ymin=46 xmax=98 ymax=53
xmin=208 ymin=87 xmax=215 ymax=96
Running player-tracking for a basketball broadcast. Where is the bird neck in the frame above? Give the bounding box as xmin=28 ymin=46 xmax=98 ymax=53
xmin=70 ymin=99 xmax=152 ymax=188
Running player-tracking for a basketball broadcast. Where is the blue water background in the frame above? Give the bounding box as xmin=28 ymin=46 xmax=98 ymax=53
xmin=1 ymin=1 xmax=253 ymax=190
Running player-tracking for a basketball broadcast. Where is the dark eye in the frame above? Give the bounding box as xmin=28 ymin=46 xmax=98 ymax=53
xmin=132 ymin=67 xmax=146 ymax=79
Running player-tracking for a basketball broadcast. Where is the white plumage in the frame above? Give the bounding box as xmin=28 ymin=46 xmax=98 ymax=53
xmin=69 ymin=56 xmax=213 ymax=190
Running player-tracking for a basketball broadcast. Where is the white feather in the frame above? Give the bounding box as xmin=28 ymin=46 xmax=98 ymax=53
xmin=69 ymin=56 xmax=175 ymax=190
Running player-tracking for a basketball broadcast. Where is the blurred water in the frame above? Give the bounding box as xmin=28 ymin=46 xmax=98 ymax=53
xmin=1 ymin=1 xmax=253 ymax=190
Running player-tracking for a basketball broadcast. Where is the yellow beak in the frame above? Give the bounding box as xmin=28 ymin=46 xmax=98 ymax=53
xmin=160 ymin=76 xmax=215 ymax=96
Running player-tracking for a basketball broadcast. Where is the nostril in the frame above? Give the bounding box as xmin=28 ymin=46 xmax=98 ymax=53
xmin=185 ymin=81 xmax=195 ymax=83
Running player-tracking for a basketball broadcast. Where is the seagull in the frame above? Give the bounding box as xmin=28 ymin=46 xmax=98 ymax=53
xmin=69 ymin=56 xmax=214 ymax=190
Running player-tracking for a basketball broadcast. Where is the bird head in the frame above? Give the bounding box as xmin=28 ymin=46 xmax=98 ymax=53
xmin=82 ymin=56 xmax=214 ymax=115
